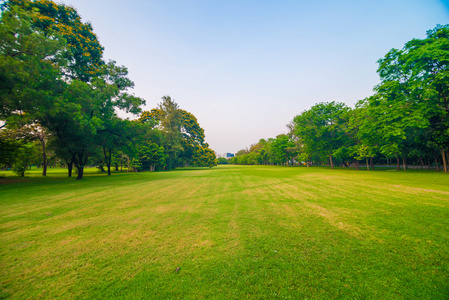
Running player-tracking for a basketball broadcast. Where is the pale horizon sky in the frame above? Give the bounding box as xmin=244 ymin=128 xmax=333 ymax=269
xmin=61 ymin=0 xmax=449 ymax=154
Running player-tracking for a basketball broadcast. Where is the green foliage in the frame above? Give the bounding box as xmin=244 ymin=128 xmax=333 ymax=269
xmin=0 ymin=1 xmax=210 ymax=179
xmin=374 ymin=24 xmax=449 ymax=170
xmin=6 ymin=0 xmax=105 ymax=82
xmin=12 ymin=141 xmax=40 ymax=176
xmin=0 ymin=5 xmax=67 ymax=120
xmin=293 ymin=102 xmax=350 ymax=168
xmin=191 ymin=146 xmax=217 ymax=168
xmin=157 ymin=96 xmax=184 ymax=170
xmin=140 ymin=96 xmax=216 ymax=170
xmin=230 ymin=135 xmax=298 ymax=166
xmin=137 ymin=141 xmax=166 ymax=171
xmin=217 ymin=157 xmax=229 ymax=164
xmin=236 ymin=24 xmax=449 ymax=172
xmin=1 ymin=2 xmax=146 ymax=179
xmin=0 ymin=122 xmax=40 ymax=175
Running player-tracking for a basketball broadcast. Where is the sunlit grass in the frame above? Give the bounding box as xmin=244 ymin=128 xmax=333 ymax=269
xmin=1 ymin=165 xmax=448 ymax=299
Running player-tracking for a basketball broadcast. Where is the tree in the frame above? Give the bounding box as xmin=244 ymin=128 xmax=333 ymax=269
xmin=217 ymin=157 xmax=229 ymax=165
xmin=376 ymin=24 xmax=449 ymax=172
xmin=43 ymin=62 xmax=144 ymax=180
xmin=137 ymin=141 xmax=166 ymax=171
xmin=6 ymin=0 xmax=104 ymax=82
xmin=157 ymin=96 xmax=183 ymax=170
xmin=191 ymin=146 xmax=217 ymax=168
xmin=270 ymin=134 xmax=295 ymax=165
xmin=1 ymin=1 xmax=147 ymax=180
xmin=293 ymin=102 xmax=349 ymax=168
xmin=4 ymin=115 xmax=51 ymax=175
xmin=0 ymin=123 xmax=40 ymax=176
xmin=0 ymin=5 xmax=67 ymax=120
xmin=178 ymin=110 xmax=207 ymax=166
xmin=140 ymin=97 xmax=215 ymax=170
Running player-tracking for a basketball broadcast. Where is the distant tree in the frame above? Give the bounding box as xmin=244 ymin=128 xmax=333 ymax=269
xmin=270 ymin=134 xmax=296 ymax=165
xmin=0 ymin=124 xmax=39 ymax=176
xmin=217 ymin=157 xmax=229 ymax=165
xmin=137 ymin=141 xmax=166 ymax=171
xmin=191 ymin=146 xmax=217 ymax=168
xmin=235 ymin=149 xmax=249 ymax=157
xmin=293 ymin=102 xmax=349 ymax=168
xmin=156 ymin=96 xmax=184 ymax=170
xmin=140 ymin=97 xmax=215 ymax=170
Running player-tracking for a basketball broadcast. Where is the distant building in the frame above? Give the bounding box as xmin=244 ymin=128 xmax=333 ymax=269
xmin=217 ymin=153 xmax=235 ymax=158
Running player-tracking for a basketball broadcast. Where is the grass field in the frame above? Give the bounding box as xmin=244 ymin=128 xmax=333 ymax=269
xmin=1 ymin=165 xmax=448 ymax=299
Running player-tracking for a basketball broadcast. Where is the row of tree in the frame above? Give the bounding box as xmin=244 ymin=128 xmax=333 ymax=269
xmin=0 ymin=0 xmax=216 ymax=179
xmin=231 ymin=24 xmax=449 ymax=172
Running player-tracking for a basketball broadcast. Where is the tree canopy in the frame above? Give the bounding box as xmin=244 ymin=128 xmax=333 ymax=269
xmin=232 ymin=24 xmax=449 ymax=173
xmin=0 ymin=1 xmax=215 ymax=178
xmin=139 ymin=96 xmax=217 ymax=170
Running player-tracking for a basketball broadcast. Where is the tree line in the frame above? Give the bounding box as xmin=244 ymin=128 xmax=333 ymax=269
xmin=231 ymin=24 xmax=449 ymax=172
xmin=0 ymin=0 xmax=216 ymax=179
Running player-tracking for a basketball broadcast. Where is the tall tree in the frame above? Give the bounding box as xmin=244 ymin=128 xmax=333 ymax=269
xmin=376 ymin=24 xmax=449 ymax=172
xmin=6 ymin=0 xmax=104 ymax=82
xmin=293 ymin=102 xmax=349 ymax=168
xmin=2 ymin=2 xmax=145 ymax=179
xmin=140 ymin=97 xmax=215 ymax=170
xmin=43 ymin=62 xmax=144 ymax=180
xmin=0 ymin=5 xmax=67 ymax=120
xmin=157 ymin=96 xmax=184 ymax=170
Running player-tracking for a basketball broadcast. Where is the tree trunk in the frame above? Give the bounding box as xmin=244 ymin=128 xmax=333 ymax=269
xmin=65 ymin=157 xmax=74 ymax=177
xmin=370 ymin=157 xmax=374 ymax=169
xmin=329 ymin=155 xmax=334 ymax=169
xmin=68 ymin=162 xmax=73 ymax=177
xmin=76 ymin=165 xmax=84 ymax=180
xmin=355 ymin=160 xmax=359 ymax=170
xmin=446 ymin=151 xmax=449 ymax=172
xmin=107 ymin=149 xmax=112 ymax=176
xmin=75 ymin=151 xmax=88 ymax=180
xmin=102 ymin=147 xmax=111 ymax=175
xmin=40 ymin=139 xmax=47 ymax=176
xmin=396 ymin=156 xmax=400 ymax=170
xmin=419 ymin=157 xmax=424 ymax=169
xmin=402 ymin=156 xmax=407 ymax=172
xmin=441 ymin=148 xmax=447 ymax=173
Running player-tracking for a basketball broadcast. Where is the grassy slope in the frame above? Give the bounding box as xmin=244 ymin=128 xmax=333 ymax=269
xmin=0 ymin=166 xmax=448 ymax=299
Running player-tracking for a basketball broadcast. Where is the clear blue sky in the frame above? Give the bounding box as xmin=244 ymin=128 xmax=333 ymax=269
xmin=61 ymin=0 xmax=448 ymax=154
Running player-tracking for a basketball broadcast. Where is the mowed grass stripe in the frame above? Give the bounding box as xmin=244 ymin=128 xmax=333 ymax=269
xmin=0 ymin=165 xmax=448 ymax=299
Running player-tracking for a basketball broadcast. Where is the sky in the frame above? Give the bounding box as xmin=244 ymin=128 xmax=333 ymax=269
xmin=60 ymin=0 xmax=449 ymax=154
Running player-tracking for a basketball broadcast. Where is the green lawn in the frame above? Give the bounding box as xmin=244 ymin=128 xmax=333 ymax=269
xmin=1 ymin=165 xmax=448 ymax=299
